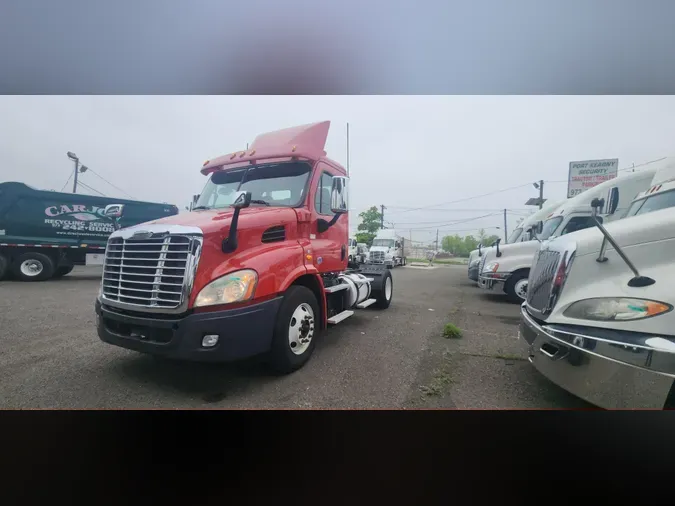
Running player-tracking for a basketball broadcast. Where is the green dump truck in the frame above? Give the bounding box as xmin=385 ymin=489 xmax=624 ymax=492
xmin=0 ymin=182 xmax=179 ymax=281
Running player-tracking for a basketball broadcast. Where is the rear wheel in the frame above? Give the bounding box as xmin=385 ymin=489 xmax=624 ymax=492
xmin=268 ymin=285 xmax=320 ymax=374
xmin=372 ymin=269 xmax=393 ymax=309
xmin=505 ymin=272 xmax=528 ymax=303
xmin=0 ymin=254 xmax=8 ymax=281
xmin=11 ymin=252 xmax=55 ymax=282
xmin=53 ymin=265 xmax=75 ymax=278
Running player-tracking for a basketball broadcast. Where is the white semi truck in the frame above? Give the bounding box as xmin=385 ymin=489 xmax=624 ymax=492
xmin=519 ymin=159 xmax=675 ymax=409
xmin=367 ymin=228 xmax=407 ymax=268
xmin=478 ymin=167 xmax=658 ymax=302
xmin=467 ymin=200 xmax=564 ymax=283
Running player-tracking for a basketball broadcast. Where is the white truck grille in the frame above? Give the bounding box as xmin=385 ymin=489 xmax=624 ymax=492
xmin=526 ymin=250 xmax=561 ymax=313
xmin=370 ymin=251 xmax=385 ymax=263
xmin=101 ymin=235 xmax=200 ymax=311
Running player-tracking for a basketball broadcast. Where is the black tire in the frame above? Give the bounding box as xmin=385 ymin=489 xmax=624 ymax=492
xmin=268 ymin=285 xmax=320 ymax=374
xmin=504 ymin=271 xmax=529 ymax=303
xmin=372 ymin=269 xmax=393 ymax=309
xmin=0 ymin=254 xmax=8 ymax=281
xmin=53 ymin=265 xmax=75 ymax=278
xmin=11 ymin=252 xmax=55 ymax=282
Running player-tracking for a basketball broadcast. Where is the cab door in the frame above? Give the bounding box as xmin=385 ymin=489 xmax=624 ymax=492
xmin=309 ymin=163 xmax=348 ymax=273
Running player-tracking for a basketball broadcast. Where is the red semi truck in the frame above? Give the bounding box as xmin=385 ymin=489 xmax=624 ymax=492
xmin=95 ymin=121 xmax=393 ymax=373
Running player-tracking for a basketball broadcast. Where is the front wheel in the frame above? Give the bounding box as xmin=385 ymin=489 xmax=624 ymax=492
xmin=504 ymin=272 xmax=528 ymax=303
xmin=268 ymin=285 xmax=320 ymax=374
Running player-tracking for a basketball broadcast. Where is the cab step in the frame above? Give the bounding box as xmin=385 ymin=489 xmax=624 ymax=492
xmin=356 ymin=298 xmax=376 ymax=309
xmin=325 ymin=284 xmax=349 ymax=293
xmin=327 ymin=310 xmax=354 ymax=325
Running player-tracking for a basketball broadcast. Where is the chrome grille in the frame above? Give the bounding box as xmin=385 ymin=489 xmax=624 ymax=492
xmin=101 ymin=234 xmax=200 ymax=311
xmin=370 ymin=251 xmax=385 ymax=263
xmin=526 ymin=250 xmax=561 ymax=312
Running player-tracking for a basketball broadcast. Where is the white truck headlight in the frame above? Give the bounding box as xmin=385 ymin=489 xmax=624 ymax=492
xmin=485 ymin=262 xmax=499 ymax=273
xmin=563 ymin=298 xmax=672 ymax=322
xmin=194 ymin=269 xmax=258 ymax=308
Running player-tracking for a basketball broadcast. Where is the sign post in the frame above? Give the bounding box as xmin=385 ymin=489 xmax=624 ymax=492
xmin=567 ymin=158 xmax=619 ymax=198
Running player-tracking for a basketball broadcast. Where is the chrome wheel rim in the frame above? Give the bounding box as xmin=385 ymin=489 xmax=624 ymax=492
xmin=288 ymin=303 xmax=315 ymax=355
xmin=514 ymin=279 xmax=528 ymax=300
xmin=384 ymin=276 xmax=392 ymax=300
xmin=20 ymin=259 xmax=44 ymax=277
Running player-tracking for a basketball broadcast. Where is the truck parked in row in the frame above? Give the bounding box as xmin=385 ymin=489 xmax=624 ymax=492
xmin=0 ymin=182 xmax=178 ymax=282
xmin=95 ymin=121 xmax=394 ymax=374
xmin=367 ymin=228 xmax=408 ymax=267
xmin=519 ymin=159 xmax=675 ymax=409
xmin=467 ymin=200 xmax=563 ymax=283
xmin=477 ymin=167 xmax=658 ymax=302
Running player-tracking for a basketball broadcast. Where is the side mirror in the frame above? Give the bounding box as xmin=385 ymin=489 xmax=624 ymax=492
xmin=535 ymin=221 xmax=544 ymax=235
xmin=231 ymin=190 xmax=252 ymax=209
xmin=590 ymin=197 xmax=605 ymax=218
xmin=606 ymin=187 xmax=619 ymax=215
xmin=330 ymin=176 xmax=349 ymax=214
xmin=104 ymin=204 xmax=125 ymax=218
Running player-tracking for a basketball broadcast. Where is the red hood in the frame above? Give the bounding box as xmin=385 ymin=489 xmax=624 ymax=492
xmin=139 ymin=206 xmax=298 ymax=235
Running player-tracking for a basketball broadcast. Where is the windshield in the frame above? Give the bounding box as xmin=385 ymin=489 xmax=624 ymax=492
xmin=625 ymin=189 xmax=675 ymax=218
xmin=538 ymin=216 xmax=563 ymax=240
xmin=372 ymin=239 xmax=395 ymax=248
xmin=194 ymin=161 xmax=311 ymax=210
xmin=507 ymin=227 xmax=523 ymax=244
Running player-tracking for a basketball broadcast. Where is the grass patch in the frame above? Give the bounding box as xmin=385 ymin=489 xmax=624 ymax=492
xmin=419 ymin=369 xmax=454 ymax=396
xmin=443 ymin=323 xmax=463 ymax=339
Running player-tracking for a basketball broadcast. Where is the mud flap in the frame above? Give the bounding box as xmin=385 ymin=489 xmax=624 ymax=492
xmin=357 ymin=263 xmax=387 ymax=292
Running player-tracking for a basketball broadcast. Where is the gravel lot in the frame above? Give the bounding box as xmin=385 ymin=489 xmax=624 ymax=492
xmin=0 ymin=265 xmax=592 ymax=408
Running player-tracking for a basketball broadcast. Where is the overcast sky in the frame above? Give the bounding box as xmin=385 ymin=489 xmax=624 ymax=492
xmin=1 ymin=96 xmax=674 ymax=245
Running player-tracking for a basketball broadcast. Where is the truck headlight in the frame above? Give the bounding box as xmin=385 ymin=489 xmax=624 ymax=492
xmin=563 ymin=298 xmax=672 ymax=322
xmin=485 ymin=262 xmax=499 ymax=273
xmin=194 ymin=269 xmax=258 ymax=308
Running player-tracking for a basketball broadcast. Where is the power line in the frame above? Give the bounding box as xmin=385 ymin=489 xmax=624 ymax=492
xmin=395 ymin=212 xmax=501 ymax=230
xmin=386 ymin=183 xmax=534 ymax=215
xmin=86 ymin=168 xmax=135 ymax=199
xmin=60 ymin=172 xmax=73 ymax=192
xmin=77 ymin=180 xmax=107 ymax=197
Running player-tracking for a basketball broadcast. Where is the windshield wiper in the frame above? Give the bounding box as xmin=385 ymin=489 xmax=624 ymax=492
xmin=250 ymin=200 xmax=270 ymax=206
xmin=192 ymin=206 xmax=210 ymax=211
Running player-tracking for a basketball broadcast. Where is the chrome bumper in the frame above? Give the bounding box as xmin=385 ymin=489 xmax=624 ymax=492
xmin=478 ymin=274 xmax=505 ymax=290
xmin=519 ymin=304 xmax=675 ymax=409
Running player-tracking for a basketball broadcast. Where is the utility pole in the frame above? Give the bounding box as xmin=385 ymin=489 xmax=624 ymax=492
xmin=380 ymin=204 xmax=385 ymax=229
xmin=503 ymin=208 xmax=508 ymax=242
xmin=67 ymin=151 xmax=87 ymax=194
xmin=538 ymin=179 xmax=544 ymax=209
xmin=435 ymin=229 xmax=439 ymax=252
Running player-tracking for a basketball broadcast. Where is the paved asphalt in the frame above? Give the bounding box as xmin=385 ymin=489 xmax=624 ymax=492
xmin=0 ymin=265 xmax=593 ymax=409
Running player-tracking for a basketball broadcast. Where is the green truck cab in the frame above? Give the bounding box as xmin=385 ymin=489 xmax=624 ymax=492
xmin=0 ymin=182 xmax=178 ymax=281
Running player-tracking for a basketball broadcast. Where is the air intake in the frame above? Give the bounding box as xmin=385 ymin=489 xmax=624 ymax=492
xmin=261 ymin=225 xmax=286 ymax=243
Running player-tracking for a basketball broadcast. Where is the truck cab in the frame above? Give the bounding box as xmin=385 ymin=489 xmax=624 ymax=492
xmin=367 ymin=228 xmax=406 ymax=268
xmin=520 ymin=159 xmax=675 ymax=409
xmin=477 ymin=168 xmax=658 ymax=302
xmin=467 ymin=200 xmax=563 ymax=283
xmin=94 ymin=121 xmax=394 ymax=373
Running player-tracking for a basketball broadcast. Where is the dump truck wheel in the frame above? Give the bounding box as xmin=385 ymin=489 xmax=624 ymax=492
xmin=12 ymin=252 xmax=55 ymax=282
xmin=0 ymin=254 xmax=8 ymax=281
xmin=268 ymin=285 xmax=320 ymax=374
xmin=372 ymin=269 xmax=393 ymax=309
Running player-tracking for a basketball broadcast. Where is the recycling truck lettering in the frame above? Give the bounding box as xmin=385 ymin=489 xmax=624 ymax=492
xmin=94 ymin=121 xmax=394 ymax=374
xmin=0 ymin=181 xmax=178 ymax=282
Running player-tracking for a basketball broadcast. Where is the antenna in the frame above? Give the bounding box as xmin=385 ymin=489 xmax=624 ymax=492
xmin=346 ymin=122 xmax=350 ymax=177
